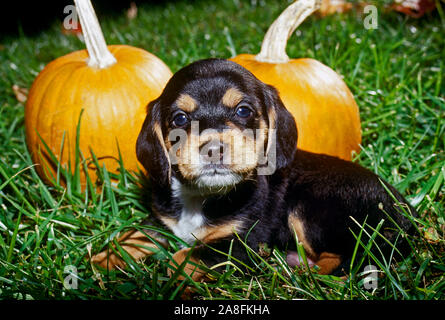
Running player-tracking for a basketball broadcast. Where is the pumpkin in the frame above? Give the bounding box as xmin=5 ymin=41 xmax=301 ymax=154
xmin=25 ymin=0 xmax=172 ymax=188
xmin=230 ymin=0 xmax=361 ymax=160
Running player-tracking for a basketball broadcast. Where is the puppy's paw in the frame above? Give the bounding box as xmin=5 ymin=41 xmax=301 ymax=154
xmin=167 ymin=248 xmax=207 ymax=282
xmin=91 ymin=249 xmax=127 ymax=270
xmin=286 ymin=250 xmax=342 ymax=275
xmin=286 ymin=250 xmax=316 ymax=269
xmin=91 ymin=229 xmax=167 ymax=270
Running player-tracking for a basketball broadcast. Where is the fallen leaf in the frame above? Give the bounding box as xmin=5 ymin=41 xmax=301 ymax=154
xmin=12 ymin=84 xmax=28 ymax=103
xmin=390 ymin=0 xmax=436 ymax=18
xmin=424 ymin=227 xmax=441 ymax=244
xmin=318 ymin=0 xmax=353 ymax=17
xmin=127 ymin=2 xmax=138 ymax=20
xmin=258 ymin=242 xmax=271 ymax=257
xmin=61 ymin=21 xmax=83 ymax=36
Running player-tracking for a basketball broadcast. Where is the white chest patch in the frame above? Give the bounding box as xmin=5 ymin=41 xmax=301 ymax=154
xmin=170 ymin=178 xmax=206 ymax=245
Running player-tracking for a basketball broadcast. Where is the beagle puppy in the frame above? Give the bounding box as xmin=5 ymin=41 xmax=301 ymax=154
xmin=92 ymin=59 xmax=416 ymax=280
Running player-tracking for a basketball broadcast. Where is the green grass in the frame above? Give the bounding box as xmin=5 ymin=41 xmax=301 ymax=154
xmin=0 ymin=0 xmax=444 ymax=300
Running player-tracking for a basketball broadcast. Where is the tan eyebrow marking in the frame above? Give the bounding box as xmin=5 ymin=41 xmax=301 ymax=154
xmin=175 ymin=93 xmax=197 ymax=113
xmin=221 ymin=87 xmax=244 ymax=108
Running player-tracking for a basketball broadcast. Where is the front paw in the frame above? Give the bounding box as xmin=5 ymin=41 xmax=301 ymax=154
xmin=91 ymin=229 xmax=167 ymax=270
xmin=167 ymin=248 xmax=207 ymax=282
xmin=91 ymin=249 xmax=127 ymax=270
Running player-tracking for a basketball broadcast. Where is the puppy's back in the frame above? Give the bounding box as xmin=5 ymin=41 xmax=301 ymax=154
xmin=287 ymin=149 xmax=416 ymax=260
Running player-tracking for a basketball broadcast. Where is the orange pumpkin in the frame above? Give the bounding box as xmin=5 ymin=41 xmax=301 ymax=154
xmin=230 ymin=0 xmax=361 ymax=160
xmin=25 ymin=0 xmax=172 ymax=187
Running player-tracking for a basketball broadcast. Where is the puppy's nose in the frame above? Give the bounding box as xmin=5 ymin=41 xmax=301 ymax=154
xmin=200 ymin=141 xmax=225 ymax=164
xmin=207 ymin=144 xmax=224 ymax=159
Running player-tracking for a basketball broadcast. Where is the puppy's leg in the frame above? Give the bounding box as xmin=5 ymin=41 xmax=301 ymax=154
xmin=167 ymin=236 xmax=259 ymax=283
xmin=167 ymin=247 xmax=208 ymax=282
xmin=288 ymin=213 xmax=343 ymax=275
xmin=91 ymin=227 xmax=168 ymax=270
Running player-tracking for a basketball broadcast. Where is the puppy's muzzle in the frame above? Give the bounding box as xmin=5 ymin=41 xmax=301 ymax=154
xmin=199 ymin=140 xmax=227 ymax=166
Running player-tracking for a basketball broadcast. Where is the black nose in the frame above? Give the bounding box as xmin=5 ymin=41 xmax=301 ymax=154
xmin=200 ymin=140 xmax=225 ymax=164
xmin=208 ymin=144 xmax=224 ymax=159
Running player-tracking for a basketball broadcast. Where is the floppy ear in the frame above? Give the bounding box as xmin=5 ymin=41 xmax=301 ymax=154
xmin=263 ymin=84 xmax=298 ymax=171
xmin=136 ymin=99 xmax=171 ymax=186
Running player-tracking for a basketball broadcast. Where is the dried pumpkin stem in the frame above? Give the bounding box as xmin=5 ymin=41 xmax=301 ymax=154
xmin=255 ymin=0 xmax=322 ymax=63
xmin=74 ymin=0 xmax=117 ymax=69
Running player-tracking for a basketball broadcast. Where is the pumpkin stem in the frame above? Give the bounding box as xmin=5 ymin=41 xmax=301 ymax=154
xmin=255 ymin=0 xmax=322 ymax=63
xmin=74 ymin=0 xmax=117 ymax=68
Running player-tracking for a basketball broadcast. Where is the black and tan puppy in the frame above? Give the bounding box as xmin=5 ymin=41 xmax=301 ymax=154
xmin=92 ymin=59 xmax=416 ymax=279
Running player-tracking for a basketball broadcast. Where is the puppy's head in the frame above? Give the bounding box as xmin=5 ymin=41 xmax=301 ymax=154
xmin=137 ymin=59 xmax=297 ymax=193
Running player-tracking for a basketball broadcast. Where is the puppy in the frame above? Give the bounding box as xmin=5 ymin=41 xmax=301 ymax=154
xmin=92 ymin=59 xmax=416 ymax=279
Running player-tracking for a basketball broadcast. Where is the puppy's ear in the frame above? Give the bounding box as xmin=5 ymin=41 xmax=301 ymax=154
xmin=136 ymin=99 xmax=171 ymax=186
xmin=263 ymin=84 xmax=298 ymax=171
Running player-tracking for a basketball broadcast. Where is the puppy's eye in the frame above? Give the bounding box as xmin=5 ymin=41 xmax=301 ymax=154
xmin=172 ymin=113 xmax=189 ymax=127
xmin=235 ymin=105 xmax=253 ymax=118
